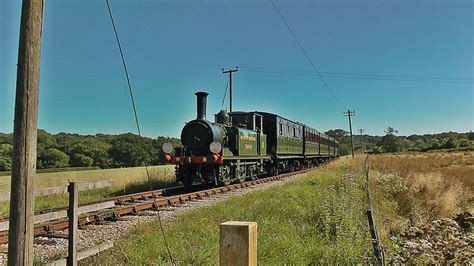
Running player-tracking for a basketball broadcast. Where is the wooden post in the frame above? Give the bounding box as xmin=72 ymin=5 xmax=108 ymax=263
xmin=219 ymin=221 xmax=257 ymax=266
xmin=8 ymin=0 xmax=45 ymax=265
xmin=67 ymin=182 xmax=78 ymax=266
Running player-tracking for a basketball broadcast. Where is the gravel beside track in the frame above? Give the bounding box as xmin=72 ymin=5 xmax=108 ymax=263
xmin=0 ymin=171 xmax=309 ymax=264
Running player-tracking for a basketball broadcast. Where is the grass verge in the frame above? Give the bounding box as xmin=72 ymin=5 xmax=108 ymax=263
xmin=87 ymin=158 xmax=374 ymax=265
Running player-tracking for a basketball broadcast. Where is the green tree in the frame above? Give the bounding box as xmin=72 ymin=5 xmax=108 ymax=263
xmin=325 ymin=129 xmax=351 ymax=155
xmin=384 ymin=127 xmax=398 ymax=135
xmin=109 ymin=134 xmax=154 ymax=167
xmin=0 ymin=157 xmax=11 ymax=171
xmin=442 ymin=137 xmax=458 ymax=149
xmin=459 ymin=139 xmax=470 ymax=148
xmin=38 ymin=148 xmax=69 ymax=168
xmin=70 ymin=153 xmax=94 ymax=167
xmin=0 ymin=144 xmax=13 ymax=171
xmin=377 ymin=127 xmax=403 ymax=153
xmin=0 ymin=133 xmax=13 ymax=145
xmin=428 ymin=138 xmax=441 ymax=150
xmin=37 ymin=129 xmax=58 ymax=150
xmin=468 ymin=132 xmax=474 ymax=141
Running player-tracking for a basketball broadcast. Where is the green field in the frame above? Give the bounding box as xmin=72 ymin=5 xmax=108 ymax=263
xmin=87 ymin=158 xmax=375 ymax=264
xmin=0 ymin=165 xmax=176 ymax=216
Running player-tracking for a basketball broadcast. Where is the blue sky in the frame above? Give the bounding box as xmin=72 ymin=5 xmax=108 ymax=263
xmin=1 ymin=0 xmax=472 ymax=138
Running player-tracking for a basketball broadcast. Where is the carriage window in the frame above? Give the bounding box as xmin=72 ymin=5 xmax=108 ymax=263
xmin=279 ymin=123 xmax=283 ymax=135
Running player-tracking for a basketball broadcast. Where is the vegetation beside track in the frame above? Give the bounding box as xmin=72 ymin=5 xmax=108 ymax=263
xmin=0 ymin=165 xmax=175 ymax=216
xmin=367 ymin=151 xmax=474 ymax=263
xmin=88 ymin=158 xmax=375 ymax=264
xmin=88 ymin=151 xmax=473 ymax=264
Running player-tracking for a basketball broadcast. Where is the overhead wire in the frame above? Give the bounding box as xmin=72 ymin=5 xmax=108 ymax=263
xmin=269 ymin=0 xmax=346 ymax=109
xmin=239 ymin=68 xmax=472 ymax=84
xmin=239 ymin=65 xmax=473 ymax=82
xmin=105 ymin=0 xmax=175 ymax=263
xmin=220 ymin=82 xmax=229 ymax=110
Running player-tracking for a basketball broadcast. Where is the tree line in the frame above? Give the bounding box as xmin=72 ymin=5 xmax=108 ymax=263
xmin=325 ymin=128 xmax=474 ymax=154
xmin=0 ymin=128 xmax=472 ymax=171
xmin=0 ymin=130 xmax=180 ymax=171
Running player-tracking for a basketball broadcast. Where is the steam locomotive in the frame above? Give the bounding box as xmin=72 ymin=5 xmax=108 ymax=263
xmin=163 ymin=92 xmax=339 ymax=186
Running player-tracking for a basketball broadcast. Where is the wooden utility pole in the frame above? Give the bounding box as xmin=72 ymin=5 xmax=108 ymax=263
xmin=359 ymin=129 xmax=365 ymax=155
xmin=8 ymin=0 xmax=45 ymax=265
xmin=222 ymin=66 xmax=238 ymax=112
xmin=343 ymin=110 xmax=355 ymax=158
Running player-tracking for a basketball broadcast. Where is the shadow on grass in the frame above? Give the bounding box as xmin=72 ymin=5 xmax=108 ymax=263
xmin=111 ymin=179 xmax=178 ymax=197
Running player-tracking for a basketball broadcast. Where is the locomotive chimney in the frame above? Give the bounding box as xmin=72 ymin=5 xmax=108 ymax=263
xmin=195 ymin=91 xmax=209 ymax=120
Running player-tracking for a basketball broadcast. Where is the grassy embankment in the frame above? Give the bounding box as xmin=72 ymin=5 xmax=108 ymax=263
xmin=88 ymin=157 xmax=375 ymax=264
xmin=367 ymin=151 xmax=474 ymax=250
xmin=88 ymin=151 xmax=473 ymax=264
xmin=0 ymin=165 xmax=176 ymax=216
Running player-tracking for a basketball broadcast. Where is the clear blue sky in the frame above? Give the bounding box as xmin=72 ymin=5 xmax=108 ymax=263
xmin=1 ymin=0 xmax=472 ymax=138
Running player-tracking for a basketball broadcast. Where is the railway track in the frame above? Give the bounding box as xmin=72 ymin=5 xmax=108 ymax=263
xmin=0 ymin=169 xmax=311 ymax=245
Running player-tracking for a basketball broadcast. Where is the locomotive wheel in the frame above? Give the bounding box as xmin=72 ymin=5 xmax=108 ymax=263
xmin=177 ymin=166 xmax=194 ymax=187
xmin=219 ymin=165 xmax=232 ymax=186
xmin=237 ymin=166 xmax=246 ymax=183
xmin=271 ymin=165 xmax=279 ymax=176
xmin=181 ymin=176 xmax=194 ymax=187
xmin=250 ymin=165 xmax=257 ymax=180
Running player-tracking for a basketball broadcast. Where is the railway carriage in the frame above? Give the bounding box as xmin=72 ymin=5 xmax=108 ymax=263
xmin=164 ymin=91 xmax=339 ymax=186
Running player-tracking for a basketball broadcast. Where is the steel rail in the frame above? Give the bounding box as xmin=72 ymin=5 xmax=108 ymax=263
xmin=0 ymin=169 xmax=311 ymax=244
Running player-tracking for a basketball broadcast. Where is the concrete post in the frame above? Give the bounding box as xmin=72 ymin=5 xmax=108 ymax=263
xmin=219 ymin=221 xmax=257 ymax=266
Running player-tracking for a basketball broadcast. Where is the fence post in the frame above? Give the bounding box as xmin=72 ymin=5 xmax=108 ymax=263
xmin=219 ymin=221 xmax=257 ymax=266
xmin=67 ymin=182 xmax=78 ymax=266
xmin=364 ymin=161 xmax=385 ymax=265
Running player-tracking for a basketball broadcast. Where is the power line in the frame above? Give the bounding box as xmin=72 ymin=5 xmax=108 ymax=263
xmin=239 ymin=65 xmax=473 ymax=81
xmin=239 ymin=69 xmax=472 ymax=84
xmin=270 ymin=0 xmax=346 ymax=109
xmin=220 ymin=82 xmax=229 ymax=110
xmin=105 ymin=0 xmax=174 ymax=263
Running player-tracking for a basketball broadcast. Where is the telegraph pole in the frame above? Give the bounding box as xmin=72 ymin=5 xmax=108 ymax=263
xmin=222 ymin=66 xmax=238 ymax=112
xmin=359 ymin=129 xmax=365 ymax=155
xmin=343 ymin=110 xmax=355 ymax=158
xmin=8 ymin=0 xmax=44 ymax=265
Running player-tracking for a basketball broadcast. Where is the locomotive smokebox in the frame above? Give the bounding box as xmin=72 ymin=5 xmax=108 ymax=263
xmin=195 ymin=92 xmax=209 ymax=120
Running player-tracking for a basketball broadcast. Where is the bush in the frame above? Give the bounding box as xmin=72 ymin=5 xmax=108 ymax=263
xmin=70 ymin=153 xmax=94 ymax=167
xmin=0 ymin=157 xmax=11 ymax=171
xmin=38 ymin=148 xmax=69 ymax=169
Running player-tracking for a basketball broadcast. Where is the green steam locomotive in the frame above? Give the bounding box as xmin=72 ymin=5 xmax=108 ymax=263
xmin=163 ymin=92 xmax=339 ymax=186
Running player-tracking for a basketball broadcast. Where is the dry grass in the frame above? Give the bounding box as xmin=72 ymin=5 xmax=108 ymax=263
xmin=0 ymin=165 xmax=175 ymax=193
xmin=367 ymin=151 xmax=474 ymax=246
xmin=0 ymin=165 xmax=176 ymax=216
